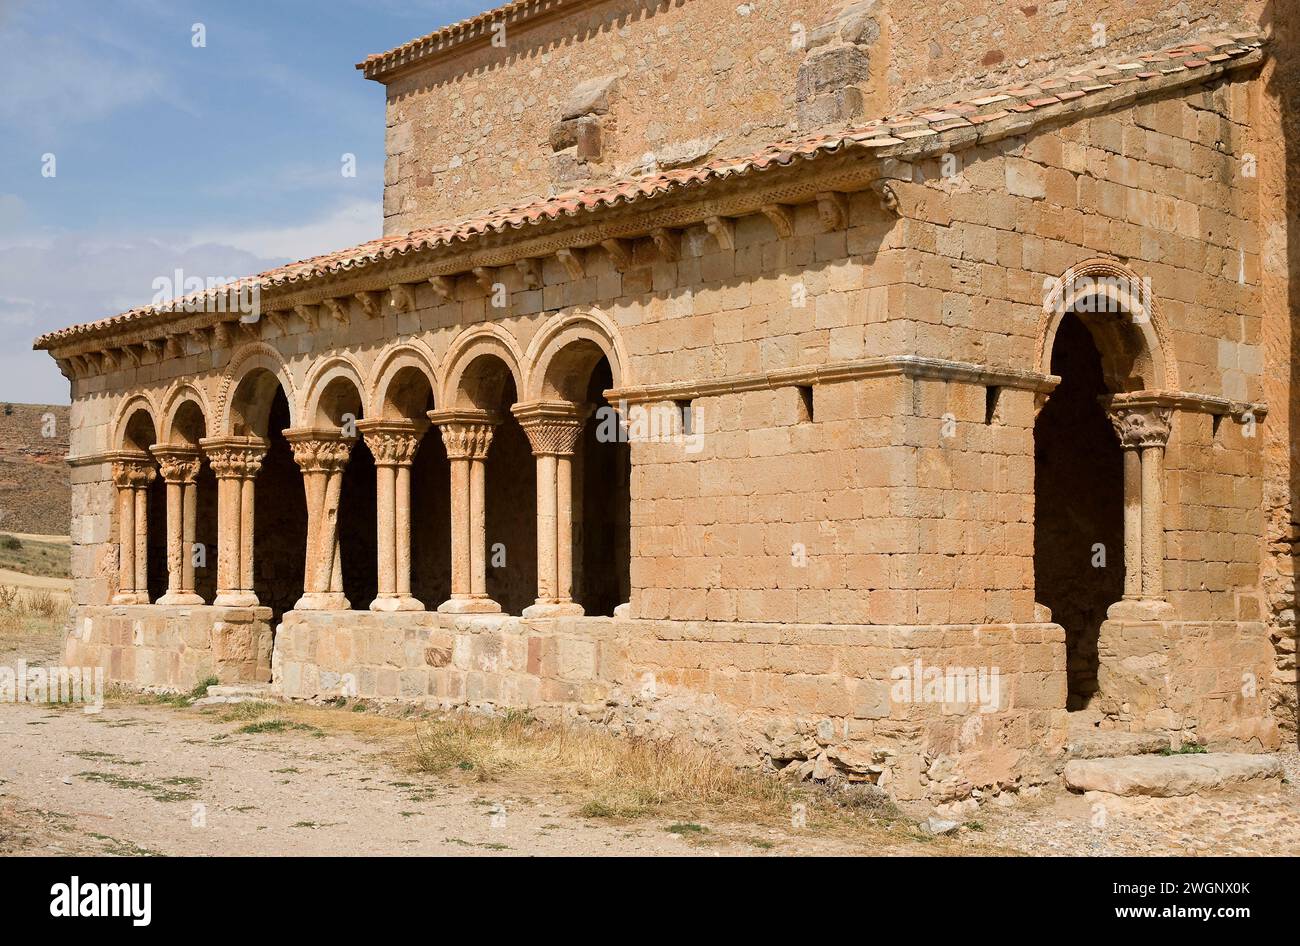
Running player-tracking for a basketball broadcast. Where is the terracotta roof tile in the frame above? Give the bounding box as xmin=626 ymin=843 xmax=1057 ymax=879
xmin=34 ymin=29 xmax=1265 ymax=350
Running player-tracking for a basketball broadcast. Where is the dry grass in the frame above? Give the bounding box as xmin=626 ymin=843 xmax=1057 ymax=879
xmin=0 ymin=534 xmax=71 ymax=579
xmin=0 ymin=587 xmax=68 ymax=660
xmin=111 ymin=692 xmax=988 ymax=850
xmin=404 ymin=709 xmax=796 ymax=822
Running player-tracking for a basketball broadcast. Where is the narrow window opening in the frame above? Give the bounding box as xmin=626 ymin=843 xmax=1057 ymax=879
xmin=796 ymin=385 xmax=814 ymax=423
xmin=984 ymin=385 xmax=1001 ymax=425
xmin=1211 ymin=412 xmax=1224 ymax=439
xmin=675 ymin=399 xmax=694 ymax=436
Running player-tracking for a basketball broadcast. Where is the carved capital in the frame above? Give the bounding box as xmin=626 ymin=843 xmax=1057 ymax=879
xmin=150 ymin=445 xmax=202 ymax=484
xmin=357 ymin=419 xmax=422 ymax=467
xmin=200 ymin=436 xmax=267 ymax=480
xmin=110 ymin=453 xmax=156 ymax=489
xmin=1107 ymin=405 xmax=1172 ymax=448
xmin=512 ymin=401 xmax=588 ymax=457
xmin=282 ymin=428 xmax=354 ymax=474
xmin=428 ymin=410 xmax=498 ymax=460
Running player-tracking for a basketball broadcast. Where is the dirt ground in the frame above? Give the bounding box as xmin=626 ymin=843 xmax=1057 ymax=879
xmin=2 ymin=623 xmax=1297 ymax=858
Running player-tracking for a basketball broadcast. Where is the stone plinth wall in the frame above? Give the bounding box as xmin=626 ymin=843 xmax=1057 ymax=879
xmin=65 ymin=605 xmax=274 ymax=690
xmin=274 ymin=610 xmax=1067 ymax=803
xmin=1096 ymin=618 xmax=1279 ymax=748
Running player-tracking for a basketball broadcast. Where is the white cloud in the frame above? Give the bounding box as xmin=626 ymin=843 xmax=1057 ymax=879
xmin=188 ymin=197 xmax=381 ymax=260
xmin=0 ymin=232 xmax=286 ymax=404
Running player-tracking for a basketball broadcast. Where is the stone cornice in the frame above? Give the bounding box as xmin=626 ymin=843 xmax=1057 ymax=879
xmin=1109 ymin=390 xmax=1267 ymax=422
xmin=357 ymin=0 xmax=604 ymax=83
xmin=605 ymin=356 xmax=1060 ymax=406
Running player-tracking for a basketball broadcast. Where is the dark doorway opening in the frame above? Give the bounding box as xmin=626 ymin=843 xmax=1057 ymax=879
xmin=576 ymin=357 xmax=631 ymax=616
xmin=253 ymin=388 xmax=307 ymax=623
xmin=1034 ymin=313 xmax=1126 ymax=711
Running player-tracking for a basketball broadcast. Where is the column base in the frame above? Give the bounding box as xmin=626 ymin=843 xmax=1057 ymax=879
xmin=437 ymin=596 xmax=503 ymax=614
xmin=214 ymin=591 xmax=261 ymax=608
xmin=1106 ymin=597 xmax=1175 ymax=620
xmin=111 ymin=592 xmax=150 ymax=605
xmin=522 ymin=601 xmax=585 ymax=618
xmin=370 ymin=595 xmax=424 ymax=612
xmin=157 ymin=592 xmax=205 ymax=606
xmin=294 ymin=592 xmax=351 ymax=611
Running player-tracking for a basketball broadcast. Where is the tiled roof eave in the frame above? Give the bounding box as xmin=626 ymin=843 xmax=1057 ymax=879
xmin=35 ymin=32 xmax=1265 ymax=354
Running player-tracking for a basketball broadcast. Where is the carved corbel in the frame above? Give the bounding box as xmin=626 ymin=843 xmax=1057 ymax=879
xmin=293 ymin=304 xmax=320 ymax=331
xmin=265 ymin=310 xmax=289 ymax=333
xmin=472 ymin=267 xmax=497 ymax=293
xmin=601 ymin=239 xmax=634 ymax=271
xmin=428 ymin=275 xmax=456 ymax=303
xmin=121 ymin=345 xmax=142 ymax=367
xmin=817 ymin=191 xmax=849 ymax=231
xmin=651 ymin=228 xmax=681 ymax=261
xmin=705 ymin=216 xmax=735 ymax=251
xmin=515 ymin=258 xmax=542 ymax=290
xmin=870 ymin=180 xmax=900 ymax=217
xmin=389 ymin=283 xmax=417 ymax=314
xmin=101 ymin=348 xmax=121 ymax=372
xmin=322 ymin=297 xmax=350 ymax=326
xmin=760 ymin=204 xmax=796 ymax=239
xmin=555 ymin=248 xmax=585 ymax=280
xmin=354 ymin=291 xmax=380 ymax=319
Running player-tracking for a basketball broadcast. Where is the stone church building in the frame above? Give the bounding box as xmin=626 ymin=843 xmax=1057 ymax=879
xmin=36 ymin=0 xmax=1297 ymax=804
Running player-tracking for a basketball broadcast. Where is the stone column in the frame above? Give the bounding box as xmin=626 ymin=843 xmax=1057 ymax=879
xmin=428 ymin=409 xmax=501 ymax=614
xmin=358 ymin=419 xmax=424 ymax=611
xmin=201 ymin=437 xmax=267 ymax=608
xmin=1107 ymin=404 xmax=1173 ymax=615
xmin=110 ymin=452 xmax=156 ymax=604
xmin=150 ymin=446 xmax=204 ymax=605
xmin=284 ymin=428 xmax=354 ymax=611
xmin=514 ymin=401 xmax=587 ymax=618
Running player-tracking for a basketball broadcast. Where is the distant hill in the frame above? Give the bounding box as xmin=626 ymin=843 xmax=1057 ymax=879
xmin=0 ymin=403 xmax=70 ymax=536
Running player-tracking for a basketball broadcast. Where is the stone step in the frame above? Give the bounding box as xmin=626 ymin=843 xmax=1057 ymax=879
xmin=192 ymin=684 xmax=277 ymax=706
xmin=1066 ymin=729 xmax=1171 ymax=760
xmin=1064 ymin=753 xmax=1283 ymax=797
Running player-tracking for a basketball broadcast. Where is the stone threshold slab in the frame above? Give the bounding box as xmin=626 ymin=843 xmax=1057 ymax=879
xmin=1064 ymin=753 xmax=1282 ymax=797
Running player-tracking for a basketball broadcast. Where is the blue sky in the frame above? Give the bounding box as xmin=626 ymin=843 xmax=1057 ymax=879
xmin=0 ymin=0 xmax=492 ymax=404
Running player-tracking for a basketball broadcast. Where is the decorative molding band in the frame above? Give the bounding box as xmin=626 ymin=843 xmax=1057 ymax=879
xmin=1109 ymin=390 xmax=1267 ymax=422
xmin=605 ymin=356 xmax=1060 ymax=405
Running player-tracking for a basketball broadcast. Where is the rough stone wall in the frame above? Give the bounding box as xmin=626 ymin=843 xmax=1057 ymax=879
xmin=1097 ymin=618 xmax=1277 ymax=747
xmin=376 ymin=0 xmax=1266 ymax=234
xmin=66 ymin=604 xmax=274 ymax=688
xmin=381 ymin=0 xmax=863 ymax=232
xmin=274 ymin=609 xmax=1068 ymax=804
xmin=1256 ymin=2 xmax=1298 ymax=740
xmin=66 ymin=72 xmax=1264 ymax=630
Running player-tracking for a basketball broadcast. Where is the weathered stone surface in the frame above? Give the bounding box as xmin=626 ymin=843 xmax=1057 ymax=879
xmin=1066 ymin=728 xmax=1171 ymax=759
xmin=1064 ymin=753 xmax=1283 ymax=797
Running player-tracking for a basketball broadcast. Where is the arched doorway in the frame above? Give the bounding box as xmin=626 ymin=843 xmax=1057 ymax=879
xmin=253 ymin=388 xmax=307 ymax=622
xmin=577 ymin=356 xmax=631 ymax=616
xmin=225 ymin=366 xmax=308 ymax=621
xmin=1034 ymin=313 xmax=1125 ymax=710
xmin=370 ymin=363 xmax=448 ymax=610
xmin=113 ymin=406 xmax=164 ymax=605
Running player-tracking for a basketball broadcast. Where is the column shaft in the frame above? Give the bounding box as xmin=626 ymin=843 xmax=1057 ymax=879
xmin=133 ymin=486 xmax=149 ymax=600
xmin=116 ymin=484 xmax=136 ymax=600
xmin=1121 ymin=447 xmax=1142 ymax=599
xmin=182 ymin=480 xmax=198 ymax=594
xmin=1140 ymin=444 xmax=1165 ymax=599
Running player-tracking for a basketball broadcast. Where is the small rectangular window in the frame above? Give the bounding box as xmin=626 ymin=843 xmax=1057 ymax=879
xmin=984 ymin=386 xmax=1001 ymax=425
xmin=676 ymin=399 xmax=694 ymax=435
xmin=797 ymin=385 xmax=814 ymax=423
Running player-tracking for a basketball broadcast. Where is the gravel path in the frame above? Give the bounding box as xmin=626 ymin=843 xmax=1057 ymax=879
xmin=0 ymin=699 xmax=935 ymax=857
